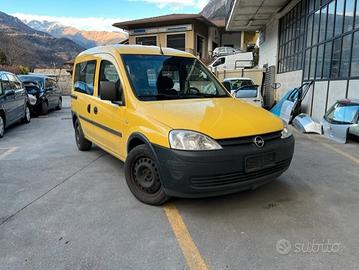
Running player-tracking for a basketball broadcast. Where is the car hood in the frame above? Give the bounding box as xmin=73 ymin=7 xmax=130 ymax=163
xmin=140 ymin=97 xmax=283 ymax=139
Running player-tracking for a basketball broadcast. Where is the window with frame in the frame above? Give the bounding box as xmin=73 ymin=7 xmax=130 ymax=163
xmin=166 ymin=34 xmax=185 ymax=51
xmin=278 ymin=0 xmax=306 ymax=73
xmin=74 ymin=60 xmax=96 ymax=95
xmin=303 ymin=0 xmax=359 ymax=81
xmin=98 ymin=60 xmax=123 ymax=102
xmin=136 ymin=36 xmax=157 ymax=46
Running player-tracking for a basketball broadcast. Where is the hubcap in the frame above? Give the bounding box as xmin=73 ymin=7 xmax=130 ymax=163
xmin=133 ymin=157 xmax=161 ymax=194
xmin=75 ymin=125 xmax=80 ymax=147
xmin=0 ymin=117 xmax=4 ymax=136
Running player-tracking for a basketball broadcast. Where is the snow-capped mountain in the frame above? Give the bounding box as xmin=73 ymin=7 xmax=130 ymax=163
xmin=24 ymin=20 xmax=128 ymax=49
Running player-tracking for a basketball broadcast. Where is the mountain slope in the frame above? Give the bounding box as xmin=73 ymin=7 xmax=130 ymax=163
xmin=0 ymin=11 xmax=84 ymax=68
xmin=26 ymin=20 xmax=128 ymax=49
xmin=200 ymin=0 xmax=225 ymax=20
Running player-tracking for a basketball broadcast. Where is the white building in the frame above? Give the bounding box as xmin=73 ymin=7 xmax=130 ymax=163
xmin=226 ymin=0 xmax=359 ymax=120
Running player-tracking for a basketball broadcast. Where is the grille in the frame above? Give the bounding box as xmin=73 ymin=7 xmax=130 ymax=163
xmin=191 ymin=159 xmax=291 ymax=189
xmin=217 ymin=131 xmax=282 ymax=147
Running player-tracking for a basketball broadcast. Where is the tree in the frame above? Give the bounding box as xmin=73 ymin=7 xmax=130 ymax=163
xmin=0 ymin=51 xmax=8 ymax=65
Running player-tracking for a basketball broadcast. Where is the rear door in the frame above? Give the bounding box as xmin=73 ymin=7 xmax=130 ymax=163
xmin=71 ymin=59 xmax=98 ymax=141
xmin=0 ymin=73 xmax=17 ymax=124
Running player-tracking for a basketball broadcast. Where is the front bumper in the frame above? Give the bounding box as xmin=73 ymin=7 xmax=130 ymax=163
xmin=152 ymin=135 xmax=295 ymax=198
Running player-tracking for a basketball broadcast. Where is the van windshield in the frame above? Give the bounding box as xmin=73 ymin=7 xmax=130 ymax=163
xmin=122 ymin=55 xmax=229 ymax=101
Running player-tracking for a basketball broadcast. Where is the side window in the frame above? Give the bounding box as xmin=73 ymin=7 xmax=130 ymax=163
xmin=7 ymin=74 xmax=22 ymax=89
xmin=98 ymin=60 xmax=122 ymax=101
xmin=74 ymin=60 xmax=96 ymax=95
xmin=213 ymin=57 xmax=225 ymax=67
xmin=1 ymin=74 xmax=11 ymax=91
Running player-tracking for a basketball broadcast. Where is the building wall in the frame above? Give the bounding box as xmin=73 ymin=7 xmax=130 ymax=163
xmin=221 ymin=32 xmax=242 ymax=49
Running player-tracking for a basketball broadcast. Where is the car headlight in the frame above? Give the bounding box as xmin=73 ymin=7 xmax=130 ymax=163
xmin=169 ymin=130 xmax=222 ymax=151
xmin=281 ymin=122 xmax=292 ymax=139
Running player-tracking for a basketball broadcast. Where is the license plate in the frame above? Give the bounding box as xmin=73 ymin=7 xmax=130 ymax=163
xmin=245 ymin=153 xmax=276 ymax=172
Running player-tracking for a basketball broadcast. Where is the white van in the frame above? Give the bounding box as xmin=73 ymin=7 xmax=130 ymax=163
xmin=222 ymin=78 xmax=263 ymax=107
xmin=209 ymin=52 xmax=254 ymax=71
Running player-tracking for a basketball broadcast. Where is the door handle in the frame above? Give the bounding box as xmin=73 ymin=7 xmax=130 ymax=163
xmin=94 ymin=106 xmax=98 ymax=114
xmin=87 ymin=104 xmax=91 ymax=113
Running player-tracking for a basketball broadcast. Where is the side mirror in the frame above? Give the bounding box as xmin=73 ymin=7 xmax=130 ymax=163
xmin=5 ymin=90 xmax=15 ymax=97
xmin=271 ymin=82 xmax=281 ymax=90
xmin=100 ymin=81 xmax=122 ymax=105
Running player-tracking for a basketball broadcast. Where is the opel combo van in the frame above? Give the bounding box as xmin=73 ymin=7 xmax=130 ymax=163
xmin=71 ymin=45 xmax=294 ymax=205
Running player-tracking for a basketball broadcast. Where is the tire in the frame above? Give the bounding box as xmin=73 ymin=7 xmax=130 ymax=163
xmin=41 ymin=101 xmax=48 ymax=115
xmin=22 ymin=104 xmax=31 ymax=124
xmin=125 ymin=145 xmax=169 ymax=205
xmin=56 ymin=97 xmax=62 ymax=110
xmin=0 ymin=115 xmax=4 ymax=138
xmin=74 ymin=118 xmax=92 ymax=151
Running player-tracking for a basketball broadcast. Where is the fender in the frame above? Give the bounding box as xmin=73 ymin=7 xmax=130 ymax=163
xmin=127 ymin=132 xmax=160 ymax=163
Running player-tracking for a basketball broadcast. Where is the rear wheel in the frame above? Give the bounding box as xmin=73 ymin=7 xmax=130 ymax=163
xmin=74 ymin=118 xmax=92 ymax=151
xmin=125 ymin=145 xmax=169 ymax=205
xmin=22 ymin=104 xmax=31 ymax=124
xmin=56 ymin=97 xmax=62 ymax=110
xmin=41 ymin=101 xmax=48 ymax=115
xmin=0 ymin=115 xmax=4 ymax=138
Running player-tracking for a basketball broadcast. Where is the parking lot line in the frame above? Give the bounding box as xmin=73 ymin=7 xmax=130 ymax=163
xmin=164 ymin=203 xmax=208 ymax=270
xmin=0 ymin=147 xmax=18 ymax=160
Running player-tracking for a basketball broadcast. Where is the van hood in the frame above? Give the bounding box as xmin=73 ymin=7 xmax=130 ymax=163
xmin=141 ymin=98 xmax=283 ymax=139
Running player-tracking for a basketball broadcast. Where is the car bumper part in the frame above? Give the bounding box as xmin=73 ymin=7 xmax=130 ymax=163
xmin=152 ymin=133 xmax=295 ymax=198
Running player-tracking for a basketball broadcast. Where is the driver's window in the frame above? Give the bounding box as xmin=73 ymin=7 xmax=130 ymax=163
xmin=98 ymin=60 xmax=122 ymax=101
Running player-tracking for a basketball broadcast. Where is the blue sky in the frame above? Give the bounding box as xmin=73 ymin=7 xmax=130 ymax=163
xmin=1 ymin=0 xmax=209 ymax=31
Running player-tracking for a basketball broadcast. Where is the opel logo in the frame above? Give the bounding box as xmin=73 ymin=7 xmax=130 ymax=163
xmin=254 ymin=136 xmax=265 ymax=148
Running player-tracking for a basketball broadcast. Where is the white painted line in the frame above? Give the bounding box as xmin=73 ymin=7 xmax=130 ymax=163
xmin=0 ymin=147 xmax=18 ymax=160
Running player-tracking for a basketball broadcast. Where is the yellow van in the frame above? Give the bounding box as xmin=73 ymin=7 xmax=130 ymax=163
xmin=71 ymin=45 xmax=294 ymax=205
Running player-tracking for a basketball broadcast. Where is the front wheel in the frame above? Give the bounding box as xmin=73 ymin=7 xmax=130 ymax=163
xmin=56 ymin=97 xmax=62 ymax=110
xmin=41 ymin=101 xmax=48 ymax=115
xmin=125 ymin=145 xmax=169 ymax=205
xmin=0 ymin=115 xmax=5 ymax=138
xmin=22 ymin=104 xmax=31 ymax=124
xmin=74 ymin=118 xmax=92 ymax=151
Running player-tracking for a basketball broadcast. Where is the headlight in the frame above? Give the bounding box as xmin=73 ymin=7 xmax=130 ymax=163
xmin=169 ymin=130 xmax=222 ymax=151
xmin=281 ymin=122 xmax=292 ymax=139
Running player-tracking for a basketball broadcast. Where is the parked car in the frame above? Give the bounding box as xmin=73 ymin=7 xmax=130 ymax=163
xmin=209 ymin=52 xmax=254 ymax=71
xmin=322 ymin=99 xmax=359 ymax=143
xmin=222 ymin=78 xmax=263 ymax=107
xmin=71 ymin=45 xmax=294 ymax=205
xmin=213 ymin=47 xmax=241 ymax=58
xmin=18 ymin=75 xmax=62 ymax=115
xmin=0 ymin=71 xmax=31 ymax=138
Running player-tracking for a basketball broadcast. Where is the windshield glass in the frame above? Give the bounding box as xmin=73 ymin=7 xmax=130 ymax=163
xmin=122 ymin=55 xmax=229 ymax=101
xmin=326 ymin=102 xmax=359 ymax=124
xmin=235 ymin=86 xmax=258 ymax=98
xmin=18 ymin=76 xmax=44 ymax=89
xmin=227 ymin=79 xmax=254 ymax=90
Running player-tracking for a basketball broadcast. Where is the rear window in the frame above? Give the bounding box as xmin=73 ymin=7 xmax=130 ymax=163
xmin=325 ymin=102 xmax=359 ymax=124
xmin=74 ymin=60 xmax=96 ymax=95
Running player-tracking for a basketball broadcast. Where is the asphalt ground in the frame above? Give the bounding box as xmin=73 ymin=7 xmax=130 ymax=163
xmin=0 ymin=96 xmax=358 ymax=270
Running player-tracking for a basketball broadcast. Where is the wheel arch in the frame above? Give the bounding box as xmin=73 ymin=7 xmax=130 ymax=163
xmin=127 ymin=133 xmax=161 ymax=164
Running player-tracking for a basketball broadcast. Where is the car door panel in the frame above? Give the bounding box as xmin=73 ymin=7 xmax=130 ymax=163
xmin=90 ymin=55 xmax=126 ymax=159
xmin=1 ymin=74 xmax=18 ymax=125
